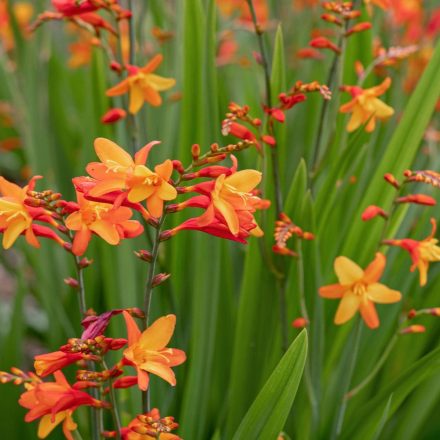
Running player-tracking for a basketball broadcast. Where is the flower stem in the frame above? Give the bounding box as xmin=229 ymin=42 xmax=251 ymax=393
xmin=101 ymin=360 xmax=122 ymax=439
xmin=345 ymin=334 xmax=398 ymax=400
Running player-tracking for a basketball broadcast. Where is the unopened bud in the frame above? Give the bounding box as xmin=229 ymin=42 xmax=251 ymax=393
xmin=430 ymin=307 xmax=440 ymax=317
xmin=152 ymin=273 xmax=171 ymax=288
xmin=135 ymin=250 xmax=153 ymax=262
xmin=346 ymin=22 xmax=372 ymax=37
xmin=384 ymin=173 xmax=400 ymax=189
xmin=79 ymin=257 xmax=93 ymax=268
xmin=291 ymin=317 xmax=308 ymax=328
xmin=109 ymin=61 xmax=122 ymax=73
xmin=310 ymin=37 xmax=341 ymax=54
xmin=64 ymin=277 xmax=79 ymax=288
xmin=159 ymin=230 xmax=174 ymax=241
xmin=302 ymin=232 xmax=315 ymax=240
xmin=396 ymin=194 xmax=436 ymax=206
xmin=407 ymin=309 xmax=417 ymax=319
xmin=191 ymin=144 xmax=200 ymax=161
xmin=321 ymin=13 xmax=342 ymax=25
xmin=400 ymin=325 xmax=426 ymax=334
xmin=361 ymin=205 xmax=388 ymax=221
xmin=172 ymin=160 xmax=185 ymax=174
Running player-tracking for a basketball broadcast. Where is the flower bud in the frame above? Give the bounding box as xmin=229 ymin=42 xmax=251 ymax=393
xmin=64 ymin=277 xmax=79 ymax=288
xmin=361 ymin=205 xmax=388 ymax=221
xmin=384 ymin=173 xmax=400 ymax=189
xmin=346 ymin=22 xmax=372 ymax=37
xmin=191 ymin=144 xmax=200 ymax=161
xmin=291 ymin=317 xmax=308 ymax=328
xmin=79 ymin=257 xmax=94 ymax=268
xmin=400 ymin=325 xmax=426 ymax=334
xmin=310 ymin=37 xmax=341 ymax=54
xmin=135 ymin=250 xmax=153 ymax=262
xmin=396 ymin=194 xmax=436 ymax=206
xmin=101 ymin=108 xmax=127 ymax=124
xmin=407 ymin=309 xmax=417 ymax=319
xmin=110 ymin=61 xmax=123 ymax=73
xmin=152 ymin=273 xmax=171 ymax=288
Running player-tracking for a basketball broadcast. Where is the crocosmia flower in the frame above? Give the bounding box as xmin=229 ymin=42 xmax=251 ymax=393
xmin=122 ymin=312 xmax=186 ymax=391
xmin=84 ymin=137 xmax=177 ymax=218
xmin=19 ymin=371 xmax=107 ymax=440
xmin=340 ymin=77 xmax=394 ymax=132
xmin=384 ymin=218 xmax=440 ymax=286
xmin=319 ymin=253 xmax=401 ymax=329
xmin=107 ymin=54 xmax=175 ymax=114
xmin=65 ymin=192 xmax=143 ymax=255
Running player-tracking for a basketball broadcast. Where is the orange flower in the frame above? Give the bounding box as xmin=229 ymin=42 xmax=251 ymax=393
xmin=34 ymin=352 xmax=85 ymax=378
xmin=122 ymin=408 xmax=181 ymax=440
xmin=340 ymin=77 xmax=394 ymax=132
xmin=0 ymin=176 xmax=41 ymax=249
xmin=19 ymin=371 xmax=106 ymax=440
xmin=122 ymin=312 xmax=186 ymax=391
xmin=384 ymin=218 xmax=440 ymax=286
xmin=319 ymin=253 xmax=401 ymax=329
xmin=65 ymin=192 xmax=143 ymax=256
xmin=86 ymin=137 xmax=177 ymax=217
xmin=107 ymin=54 xmax=175 ymax=114
xmin=192 ymin=170 xmax=264 ymax=237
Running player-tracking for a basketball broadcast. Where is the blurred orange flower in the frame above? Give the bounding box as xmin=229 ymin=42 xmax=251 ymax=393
xmin=122 ymin=312 xmax=186 ymax=391
xmin=340 ymin=77 xmax=394 ymax=132
xmin=384 ymin=218 xmax=440 ymax=286
xmin=107 ymin=54 xmax=175 ymax=114
xmin=319 ymin=253 xmax=401 ymax=329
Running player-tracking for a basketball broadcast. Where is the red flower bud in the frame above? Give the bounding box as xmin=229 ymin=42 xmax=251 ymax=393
xmin=152 ymin=273 xmax=171 ymax=288
xmin=64 ymin=277 xmax=79 ymax=288
xmin=291 ymin=317 xmax=309 ymax=328
xmin=101 ymin=108 xmax=127 ymax=124
xmin=309 ymin=37 xmax=341 ymax=54
xmin=384 ymin=173 xmax=400 ymax=189
xmin=400 ymin=325 xmax=426 ymax=334
xmin=346 ymin=22 xmax=372 ymax=37
xmin=361 ymin=205 xmax=388 ymax=221
xmin=396 ymin=194 xmax=436 ymax=206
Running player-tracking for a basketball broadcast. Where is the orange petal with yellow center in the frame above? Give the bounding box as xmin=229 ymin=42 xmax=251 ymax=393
xmin=363 ymin=252 xmax=386 ymax=284
xmin=89 ymin=220 xmax=120 ymax=245
xmin=367 ymin=283 xmax=401 ymax=303
xmin=94 ymin=138 xmax=133 ymax=168
xmin=38 ymin=412 xmax=66 ymax=439
xmin=224 ymin=170 xmax=262 ymax=192
xmin=143 ymin=86 xmax=162 ymax=107
xmin=359 ymin=299 xmax=379 ymax=329
xmin=2 ymin=218 xmax=28 ymax=249
xmin=334 ymin=256 xmax=363 ymax=285
xmin=319 ymin=283 xmax=345 ymax=298
xmin=140 ymin=54 xmax=163 ymax=74
xmin=157 ymin=181 xmax=177 ymax=201
xmin=141 ymin=361 xmax=176 ymax=386
xmin=106 ymin=78 xmax=130 ymax=96
xmin=334 ymin=293 xmax=360 ymax=325
xmin=146 ymin=74 xmax=176 ymax=91
xmin=127 ymin=184 xmax=156 ymax=203
xmin=129 ymin=83 xmax=145 ymax=114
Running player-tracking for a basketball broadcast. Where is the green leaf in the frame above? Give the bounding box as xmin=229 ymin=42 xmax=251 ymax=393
xmin=232 ymin=330 xmax=308 ymax=440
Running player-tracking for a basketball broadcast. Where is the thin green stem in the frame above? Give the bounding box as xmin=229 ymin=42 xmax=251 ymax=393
xmin=345 ymin=334 xmax=398 ymax=400
xmin=102 ymin=360 xmax=122 ymax=439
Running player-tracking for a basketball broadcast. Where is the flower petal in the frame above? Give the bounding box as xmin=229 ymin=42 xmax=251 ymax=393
xmin=334 ymin=256 xmax=363 ymax=285
xmin=129 ymin=83 xmax=145 ymax=114
xmin=140 ymin=54 xmax=163 ymax=74
xmin=138 ymin=314 xmax=176 ymax=351
xmin=224 ymin=170 xmax=262 ymax=192
xmin=143 ymin=86 xmax=162 ymax=107
xmin=141 ymin=361 xmax=176 ymax=386
xmin=94 ymin=138 xmax=133 ymax=168
xmin=122 ymin=311 xmax=141 ymax=346
xmin=146 ymin=74 xmax=176 ymax=91
xmin=363 ymin=252 xmax=386 ymax=283
xmin=319 ymin=283 xmax=345 ymax=298
xmin=334 ymin=293 xmax=360 ymax=325
xmin=106 ymin=79 xmax=130 ymax=96
xmin=359 ymin=299 xmax=379 ymax=329
xmin=367 ymin=283 xmax=401 ymax=303
xmin=89 ymin=220 xmax=120 ymax=245
xmin=2 ymin=218 xmax=27 ymax=249
xmin=38 ymin=413 xmax=66 ymax=439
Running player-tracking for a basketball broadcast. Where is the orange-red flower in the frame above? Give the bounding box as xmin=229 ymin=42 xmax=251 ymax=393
xmin=0 ymin=176 xmax=64 ymax=249
xmin=65 ymin=192 xmax=143 ymax=256
xmin=319 ymin=253 xmax=401 ymax=329
xmin=190 ymin=169 xmax=265 ymax=237
xmin=384 ymin=218 xmax=440 ymax=286
xmin=107 ymin=55 xmax=175 ymax=114
xmin=122 ymin=312 xmax=186 ymax=391
xmin=340 ymin=77 xmax=394 ymax=132
xmin=19 ymin=371 xmax=107 ymax=440
xmin=85 ymin=138 xmax=177 ymax=218
xmin=122 ymin=408 xmax=181 ymax=440
xmin=34 ymin=352 xmax=86 ymax=378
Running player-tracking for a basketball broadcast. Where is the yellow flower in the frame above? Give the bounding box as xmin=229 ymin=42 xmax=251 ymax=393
xmin=319 ymin=253 xmax=401 ymax=329
xmin=106 ymin=54 xmax=175 ymax=114
xmin=340 ymin=77 xmax=394 ymax=133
